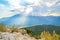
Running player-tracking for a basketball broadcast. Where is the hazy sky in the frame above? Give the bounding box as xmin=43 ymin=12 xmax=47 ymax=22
xmin=0 ymin=0 xmax=60 ymax=18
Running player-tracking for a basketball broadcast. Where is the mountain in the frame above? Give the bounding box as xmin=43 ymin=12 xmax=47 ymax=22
xmin=25 ymin=25 xmax=60 ymax=35
xmin=0 ymin=14 xmax=60 ymax=26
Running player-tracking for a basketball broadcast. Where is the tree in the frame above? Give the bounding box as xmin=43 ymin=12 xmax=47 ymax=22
xmin=26 ymin=29 xmax=33 ymax=36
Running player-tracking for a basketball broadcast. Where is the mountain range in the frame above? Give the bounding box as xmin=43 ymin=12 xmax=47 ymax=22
xmin=0 ymin=14 xmax=60 ymax=27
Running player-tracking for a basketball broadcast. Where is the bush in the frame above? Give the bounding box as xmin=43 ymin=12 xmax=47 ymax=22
xmin=12 ymin=27 xmax=18 ymax=32
xmin=0 ymin=26 xmax=8 ymax=32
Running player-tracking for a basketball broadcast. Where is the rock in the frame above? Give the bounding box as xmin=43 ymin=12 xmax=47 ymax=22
xmin=0 ymin=39 xmax=4 ymax=40
xmin=0 ymin=32 xmax=42 ymax=40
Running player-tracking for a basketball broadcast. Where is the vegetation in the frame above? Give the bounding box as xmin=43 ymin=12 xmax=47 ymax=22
xmin=0 ymin=26 xmax=8 ymax=32
xmin=40 ymin=30 xmax=60 ymax=40
xmin=25 ymin=25 xmax=60 ymax=35
xmin=0 ymin=24 xmax=60 ymax=40
xmin=19 ymin=28 xmax=27 ymax=35
xmin=11 ymin=27 xmax=18 ymax=32
xmin=24 ymin=25 xmax=60 ymax=40
xmin=0 ymin=23 xmax=8 ymax=32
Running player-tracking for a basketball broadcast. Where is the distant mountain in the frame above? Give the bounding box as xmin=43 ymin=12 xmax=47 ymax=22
xmin=0 ymin=14 xmax=60 ymax=26
xmin=0 ymin=14 xmax=21 ymax=26
xmin=25 ymin=25 xmax=60 ymax=35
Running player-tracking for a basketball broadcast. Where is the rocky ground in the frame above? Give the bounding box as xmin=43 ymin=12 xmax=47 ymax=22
xmin=0 ymin=32 xmax=43 ymax=40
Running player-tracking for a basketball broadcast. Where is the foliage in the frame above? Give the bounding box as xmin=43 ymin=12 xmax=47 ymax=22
xmin=40 ymin=31 xmax=52 ymax=40
xmin=19 ymin=28 xmax=27 ymax=35
xmin=12 ymin=27 xmax=18 ymax=32
xmin=52 ymin=30 xmax=60 ymax=40
xmin=0 ymin=24 xmax=60 ymax=40
xmin=21 ymin=28 xmax=33 ymax=36
xmin=26 ymin=25 xmax=60 ymax=35
xmin=0 ymin=25 xmax=8 ymax=32
xmin=40 ymin=30 xmax=60 ymax=40
xmin=26 ymin=29 xmax=33 ymax=36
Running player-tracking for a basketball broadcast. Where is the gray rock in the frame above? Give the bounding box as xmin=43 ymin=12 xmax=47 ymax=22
xmin=0 ymin=32 xmax=42 ymax=40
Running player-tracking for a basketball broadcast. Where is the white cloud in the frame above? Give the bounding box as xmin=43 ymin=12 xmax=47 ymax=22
xmin=49 ymin=13 xmax=60 ymax=16
xmin=26 ymin=0 xmax=42 ymax=6
xmin=45 ymin=0 xmax=58 ymax=7
xmin=23 ymin=7 xmax=33 ymax=16
xmin=7 ymin=0 xmax=42 ymax=16
xmin=7 ymin=0 xmax=21 ymax=9
xmin=45 ymin=2 xmax=53 ymax=7
xmin=40 ymin=12 xmax=60 ymax=16
xmin=7 ymin=0 xmax=33 ymax=15
xmin=24 ymin=0 xmax=35 ymax=4
xmin=0 ymin=0 xmax=60 ymax=19
xmin=0 ymin=4 xmax=17 ymax=18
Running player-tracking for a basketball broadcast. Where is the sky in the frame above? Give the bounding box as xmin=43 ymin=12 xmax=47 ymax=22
xmin=0 ymin=0 xmax=60 ymax=26
xmin=0 ymin=0 xmax=60 ymax=18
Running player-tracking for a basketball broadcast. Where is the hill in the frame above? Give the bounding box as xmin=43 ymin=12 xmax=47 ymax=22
xmin=25 ymin=25 xmax=60 ymax=35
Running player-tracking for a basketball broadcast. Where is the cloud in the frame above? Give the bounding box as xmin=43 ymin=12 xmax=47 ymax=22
xmin=0 ymin=0 xmax=60 ymax=19
xmin=34 ymin=0 xmax=60 ymax=16
xmin=45 ymin=2 xmax=54 ymax=7
xmin=23 ymin=7 xmax=33 ymax=16
xmin=7 ymin=0 xmax=42 ymax=16
xmin=0 ymin=4 xmax=17 ymax=18
xmin=45 ymin=0 xmax=58 ymax=7
xmin=7 ymin=0 xmax=20 ymax=9
xmin=7 ymin=0 xmax=41 ymax=8
xmin=49 ymin=13 xmax=60 ymax=16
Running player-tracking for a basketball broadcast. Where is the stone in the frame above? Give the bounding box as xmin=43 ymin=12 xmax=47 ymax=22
xmin=0 ymin=32 xmax=42 ymax=40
